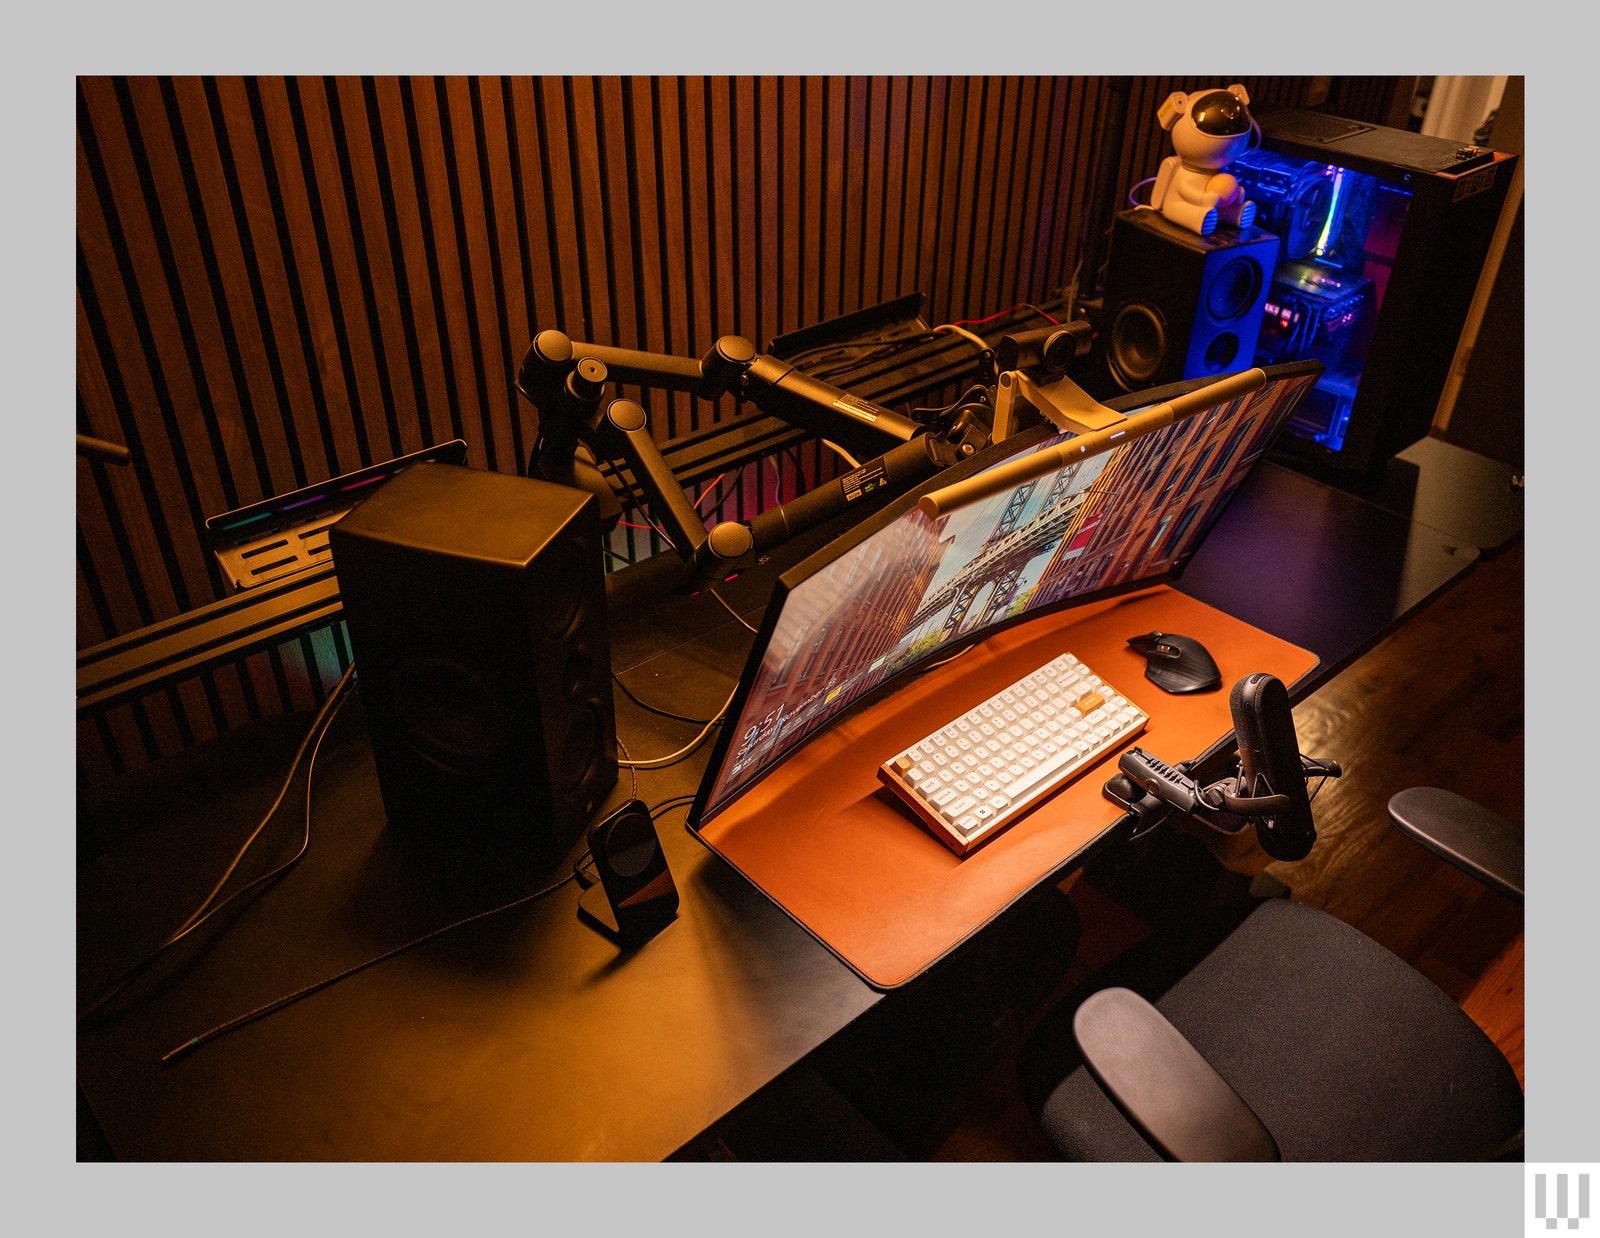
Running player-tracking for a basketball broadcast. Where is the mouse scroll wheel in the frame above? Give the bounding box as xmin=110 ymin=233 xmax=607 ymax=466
xmin=1130 ymin=633 xmax=1183 ymax=661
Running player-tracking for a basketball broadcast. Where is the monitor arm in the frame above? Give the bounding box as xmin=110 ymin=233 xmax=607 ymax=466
xmin=518 ymin=327 xmax=951 ymax=579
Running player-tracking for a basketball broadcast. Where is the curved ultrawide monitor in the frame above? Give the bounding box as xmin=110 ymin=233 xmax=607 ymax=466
xmin=690 ymin=360 xmax=1323 ymax=826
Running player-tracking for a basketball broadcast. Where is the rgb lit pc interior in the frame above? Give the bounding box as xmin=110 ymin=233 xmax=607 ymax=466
xmin=1230 ymin=146 xmax=1409 ymax=454
xmin=693 ymin=360 xmax=1322 ymax=824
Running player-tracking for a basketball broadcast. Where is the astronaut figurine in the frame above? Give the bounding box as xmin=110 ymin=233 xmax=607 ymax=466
xmin=1150 ymin=84 xmax=1259 ymax=237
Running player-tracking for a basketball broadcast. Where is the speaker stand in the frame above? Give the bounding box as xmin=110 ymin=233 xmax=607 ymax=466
xmin=577 ymin=882 xmax=677 ymax=948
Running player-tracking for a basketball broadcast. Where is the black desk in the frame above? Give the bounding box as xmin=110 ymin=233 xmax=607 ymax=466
xmin=76 ymin=448 xmax=1499 ymax=1161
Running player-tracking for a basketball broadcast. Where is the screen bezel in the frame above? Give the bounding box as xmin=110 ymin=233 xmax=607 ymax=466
xmin=687 ymin=360 xmax=1323 ymax=830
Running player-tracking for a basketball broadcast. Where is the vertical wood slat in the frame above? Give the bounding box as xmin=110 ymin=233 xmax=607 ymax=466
xmin=122 ymin=77 xmax=251 ymax=518
xmin=323 ymin=75 xmax=418 ymax=467
xmin=253 ymin=77 xmax=365 ymax=478
xmin=216 ymin=77 xmax=339 ymax=485
xmin=648 ymin=78 xmax=693 ymax=436
xmin=164 ymin=78 xmax=299 ymax=503
xmin=76 ymin=306 xmax=162 ymax=636
xmin=625 ymin=76 xmax=670 ymax=430
xmin=78 ymin=79 xmax=222 ymax=615
xmin=994 ymin=74 xmax=1035 ymax=314
xmin=78 ymin=74 xmax=1333 ymax=785
xmin=755 ymin=76 xmax=783 ymax=349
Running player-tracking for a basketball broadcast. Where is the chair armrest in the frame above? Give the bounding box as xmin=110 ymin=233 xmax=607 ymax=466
xmin=1387 ymin=787 xmax=1523 ymax=904
xmin=1071 ymin=987 xmax=1279 ymax=1162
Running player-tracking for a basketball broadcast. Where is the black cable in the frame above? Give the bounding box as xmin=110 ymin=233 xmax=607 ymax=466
xmin=616 ymin=681 xmax=737 ymax=771
xmin=161 ymin=866 xmax=580 ymax=1064
xmin=779 ymin=328 xmax=942 ymax=371
xmin=612 ymin=671 xmax=716 ymax=725
xmin=164 ymin=729 xmax=668 ymax=1061
xmin=79 ymin=666 xmax=357 ymax=1024
xmin=801 ymin=332 xmax=949 ymax=382
xmin=647 ymin=794 xmax=697 ymax=821
xmin=807 ymin=341 xmax=944 ymax=386
xmin=695 ymin=470 xmax=742 ymax=522
xmin=917 ymin=643 xmax=976 ymax=674
xmin=175 ymin=664 xmax=357 ymax=938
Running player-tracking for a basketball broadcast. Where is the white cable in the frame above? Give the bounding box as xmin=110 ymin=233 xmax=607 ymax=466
xmin=617 ymin=680 xmax=741 ymax=769
xmin=821 ymin=439 xmax=861 ymax=470
xmin=934 ymin=323 xmax=990 ymax=353
xmin=709 ymin=586 xmax=759 ymax=634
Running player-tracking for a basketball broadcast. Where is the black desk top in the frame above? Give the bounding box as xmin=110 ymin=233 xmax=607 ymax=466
xmin=76 ymin=444 xmax=1502 ymax=1162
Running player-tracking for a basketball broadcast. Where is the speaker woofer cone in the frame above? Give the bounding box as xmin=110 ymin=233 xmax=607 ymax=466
xmin=1206 ymin=256 xmax=1264 ymax=321
xmin=393 ymin=655 xmax=512 ymax=775
xmin=1202 ymin=331 xmax=1241 ymax=372
xmin=1108 ymin=303 xmax=1167 ymax=390
xmin=562 ymin=647 xmax=594 ymax=702
xmin=539 ymin=541 xmax=589 ymax=641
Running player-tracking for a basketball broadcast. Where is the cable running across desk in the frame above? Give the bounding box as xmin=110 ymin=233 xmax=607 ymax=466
xmin=78 ymin=664 xmax=357 ymax=1023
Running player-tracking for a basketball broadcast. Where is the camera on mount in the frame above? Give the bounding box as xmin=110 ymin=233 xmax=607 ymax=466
xmin=994 ymin=322 xmax=1094 ymax=379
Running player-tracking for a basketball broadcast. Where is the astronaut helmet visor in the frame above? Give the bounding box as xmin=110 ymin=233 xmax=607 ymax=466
xmin=1189 ymin=91 xmax=1252 ymax=136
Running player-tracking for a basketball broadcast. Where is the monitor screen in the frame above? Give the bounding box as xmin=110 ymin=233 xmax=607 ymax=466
xmin=691 ymin=361 xmax=1322 ymax=825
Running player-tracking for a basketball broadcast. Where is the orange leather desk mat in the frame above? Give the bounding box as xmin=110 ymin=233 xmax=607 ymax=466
xmin=694 ymin=586 xmax=1319 ymax=989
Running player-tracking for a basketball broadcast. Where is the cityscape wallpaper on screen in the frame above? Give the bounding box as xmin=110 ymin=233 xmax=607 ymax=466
xmin=700 ymin=370 xmax=1318 ymax=820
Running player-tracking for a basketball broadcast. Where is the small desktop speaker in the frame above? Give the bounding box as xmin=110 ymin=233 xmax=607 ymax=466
xmin=1093 ymin=209 xmax=1280 ymax=393
xmin=328 ymin=461 xmax=617 ymax=869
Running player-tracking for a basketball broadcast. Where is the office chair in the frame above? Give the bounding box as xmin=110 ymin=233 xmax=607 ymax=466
xmin=1016 ymin=787 xmax=1525 ymax=1162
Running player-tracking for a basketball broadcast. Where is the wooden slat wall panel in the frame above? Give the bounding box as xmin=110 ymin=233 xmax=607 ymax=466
xmin=1326 ymin=76 xmax=1418 ymax=128
xmin=76 ymin=74 xmax=1320 ymax=785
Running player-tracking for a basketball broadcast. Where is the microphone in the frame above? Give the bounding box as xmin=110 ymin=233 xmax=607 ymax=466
xmin=1109 ymin=672 xmax=1340 ymax=860
xmin=1228 ymin=672 xmax=1318 ymax=861
xmin=688 ymin=432 xmax=960 ymax=589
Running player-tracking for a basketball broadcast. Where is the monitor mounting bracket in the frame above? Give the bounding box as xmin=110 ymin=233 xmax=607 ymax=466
xmin=990 ymin=369 xmax=1128 ymax=442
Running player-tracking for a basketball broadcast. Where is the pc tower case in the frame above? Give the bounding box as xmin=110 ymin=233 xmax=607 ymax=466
xmin=1232 ymin=108 xmax=1518 ymax=483
xmin=1086 ymin=109 xmax=1516 ymax=486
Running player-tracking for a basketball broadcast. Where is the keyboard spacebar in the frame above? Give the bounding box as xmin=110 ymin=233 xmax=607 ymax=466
xmin=1004 ymin=746 xmax=1090 ymax=804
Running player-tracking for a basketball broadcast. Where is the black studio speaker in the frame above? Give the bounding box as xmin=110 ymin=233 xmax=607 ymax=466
xmin=329 ymin=462 xmax=617 ymax=868
xmin=1093 ymin=209 xmax=1280 ymax=394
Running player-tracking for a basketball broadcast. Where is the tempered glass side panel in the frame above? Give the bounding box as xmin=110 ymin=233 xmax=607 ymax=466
xmin=1232 ymin=147 xmax=1412 ymax=453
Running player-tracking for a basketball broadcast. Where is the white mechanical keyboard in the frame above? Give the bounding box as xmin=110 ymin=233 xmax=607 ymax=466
xmin=878 ymin=651 xmax=1147 ymax=856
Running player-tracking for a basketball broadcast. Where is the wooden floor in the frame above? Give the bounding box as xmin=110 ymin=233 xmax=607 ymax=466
xmin=681 ymin=533 xmax=1524 ymax=1162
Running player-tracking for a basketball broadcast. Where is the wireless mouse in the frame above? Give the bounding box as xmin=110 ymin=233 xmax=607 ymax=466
xmin=1127 ymin=631 xmax=1222 ymax=694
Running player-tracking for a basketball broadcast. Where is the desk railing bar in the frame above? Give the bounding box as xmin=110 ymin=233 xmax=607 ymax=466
xmin=77 ymin=569 xmax=343 ymax=714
